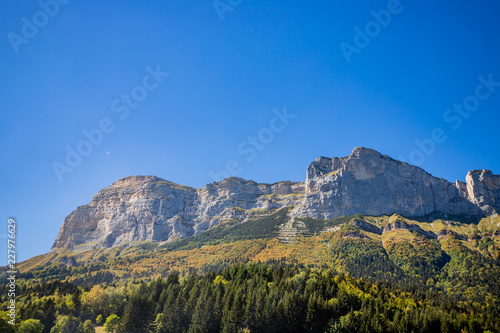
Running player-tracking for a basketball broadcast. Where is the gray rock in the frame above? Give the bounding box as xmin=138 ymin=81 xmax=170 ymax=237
xmin=292 ymin=147 xmax=488 ymax=218
xmin=52 ymin=148 xmax=500 ymax=250
xmin=350 ymin=219 xmax=382 ymax=235
xmin=52 ymin=176 xmax=304 ymax=250
xmin=465 ymin=170 xmax=500 ymax=215
xmin=383 ymin=220 xmax=437 ymax=239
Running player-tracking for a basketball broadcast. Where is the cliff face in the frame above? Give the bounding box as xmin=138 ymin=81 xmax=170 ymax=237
xmin=465 ymin=170 xmax=500 ymax=215
xmin=292 ymin=147 xmax=489 ymax=218
xmin=52 ymin=148 xmax=500 ymax=250
xmin=52 ymin=176 xmax=304 ymax=250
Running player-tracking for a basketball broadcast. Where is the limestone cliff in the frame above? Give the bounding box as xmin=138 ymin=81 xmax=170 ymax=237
xmin=292 ymin=147 xmax=493 ymax=218
xmin=465 ymin=169 xmax=500 ymax=215
xmin=52 ymin=148 xmax=500 ymax=250
xmin=52 ymin=176 xmax=304 ymax=250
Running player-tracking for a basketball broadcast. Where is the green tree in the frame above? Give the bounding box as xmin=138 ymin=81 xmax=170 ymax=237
xmin=188 ymin=288 xmax=215 ymax=333
xmin=118 ymin=284 xmax=153 ymax=332
xmin=0 ymin=311 xmax=15 ymax=333
xmin=50 ymin=315 xmax=79 ymax=333
xmin=17 ymin=319 xmax=44 ymax=333
xmin=95 ymin=315 xmax=104 ymax=325
xmin=103 ymin=314 xmax=120 ymax=333
xmin=153 ymin=313 xmax=164 ymax=333
xmin=83 ymin=285 xmax=124 ymax=319
xmin=161 ymin=289 xmax=188 ymax=333
xmin=0 ymin=311 xmax=14 ymax=333
xmin=71 ymin=288 xmax=82 ymax=310
xmin=78 ymin=320 xmax=95 ymax=333
xmin=221 ymin=288 xmax=245 ymax=333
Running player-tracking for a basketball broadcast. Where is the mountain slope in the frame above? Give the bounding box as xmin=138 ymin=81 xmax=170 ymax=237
xmin=52 ymin=147 xmax=500 ymax=251
xmin=18 ymin=210 xmax=500 ymax=288
xmin=6 ymin=207 xmax=500 ymax=333
xmin=5 ymin=147 xmax=500 ymax=332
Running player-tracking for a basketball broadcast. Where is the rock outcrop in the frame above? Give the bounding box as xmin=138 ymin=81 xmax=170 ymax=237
xmin=465 ymin=170 xmax=500 ymax=215
xmin=383 ymin=220 xmax=437 ymax=239
xmin=350 ymin=219 xmax=382 ymax=235
xmin=292 ymin=147 xmax=492 ymax=218
xmin=52 ymin=148 xmax=500 ymax=250
xmin=52 ymin=176 xmax=304 ymax=250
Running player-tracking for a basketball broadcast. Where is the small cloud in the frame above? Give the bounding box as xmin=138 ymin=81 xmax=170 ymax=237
xmin=106 ymin=151 xmax=111 ymax=155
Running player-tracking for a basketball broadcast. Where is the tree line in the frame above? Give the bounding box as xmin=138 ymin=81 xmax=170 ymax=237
xmin=2 ymin=263 xmax=499 ymax=332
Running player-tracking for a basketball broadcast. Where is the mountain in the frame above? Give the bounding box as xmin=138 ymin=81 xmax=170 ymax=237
xmin=52 ymin=177 xmax=305 ymax=250
xmin=7 ymin=148 xmax=500 ymax=332
xmin=52 ymin=147 xmax=500 ymax=251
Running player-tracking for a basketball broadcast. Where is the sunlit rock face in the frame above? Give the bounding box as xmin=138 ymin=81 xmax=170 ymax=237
xmin=465 ymin=169 xmax=500 ymax=215
xmin=52 ymin=176 xmax=304 ymax=250
xmin=292 ymin=147 xmax=489 ymax=219
xmin=52 ymin=148 xmax=499 ymax=250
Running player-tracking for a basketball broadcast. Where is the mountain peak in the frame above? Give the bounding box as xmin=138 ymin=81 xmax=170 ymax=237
xmin=52 ymin=148 xmax=500 ymax=251
xmin=351 ymin=146 xmax=381 ymax=155
xmin=109 ymin=175 xmax=164 ymax=187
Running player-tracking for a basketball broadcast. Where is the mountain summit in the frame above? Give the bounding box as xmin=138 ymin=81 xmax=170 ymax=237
xmin=52 ymin=147 xmax=500 ymax=250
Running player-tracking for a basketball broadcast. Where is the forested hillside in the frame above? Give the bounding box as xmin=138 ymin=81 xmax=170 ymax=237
xmin=2 ymin=264 xmax=500 ymax=332
xmin=2 ymin=208 xmax=500 ymax=332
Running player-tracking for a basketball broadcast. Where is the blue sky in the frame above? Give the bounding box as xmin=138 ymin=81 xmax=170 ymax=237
xmin=1 ymin=0 xmax=499 ymax=264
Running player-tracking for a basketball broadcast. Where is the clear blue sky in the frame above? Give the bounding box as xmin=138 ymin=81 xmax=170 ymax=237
xmin=1 ymin=0 xmax=499 ymax=264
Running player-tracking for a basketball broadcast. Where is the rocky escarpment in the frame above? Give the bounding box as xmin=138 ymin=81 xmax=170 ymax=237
xmin=52 ymin=176 xmax=304 ymax=250
xmin=350 ymin=219 xmax=382 ymax=235
xmin=383 ymin=220 xmax=437 ymax=239
xmin=292 ymin=147 xmax=497 ymax=219
xmin=465 ymin=170 xmax=500 ymax=215
xmin=53 ymin=147 xmax=500 ymax=250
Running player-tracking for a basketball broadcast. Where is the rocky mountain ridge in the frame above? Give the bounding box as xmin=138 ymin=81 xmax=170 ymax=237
xmin=52 ymin=147 xmax=500 ymax=250
xmin=293 ymin=147 xmax=499 ymax=218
